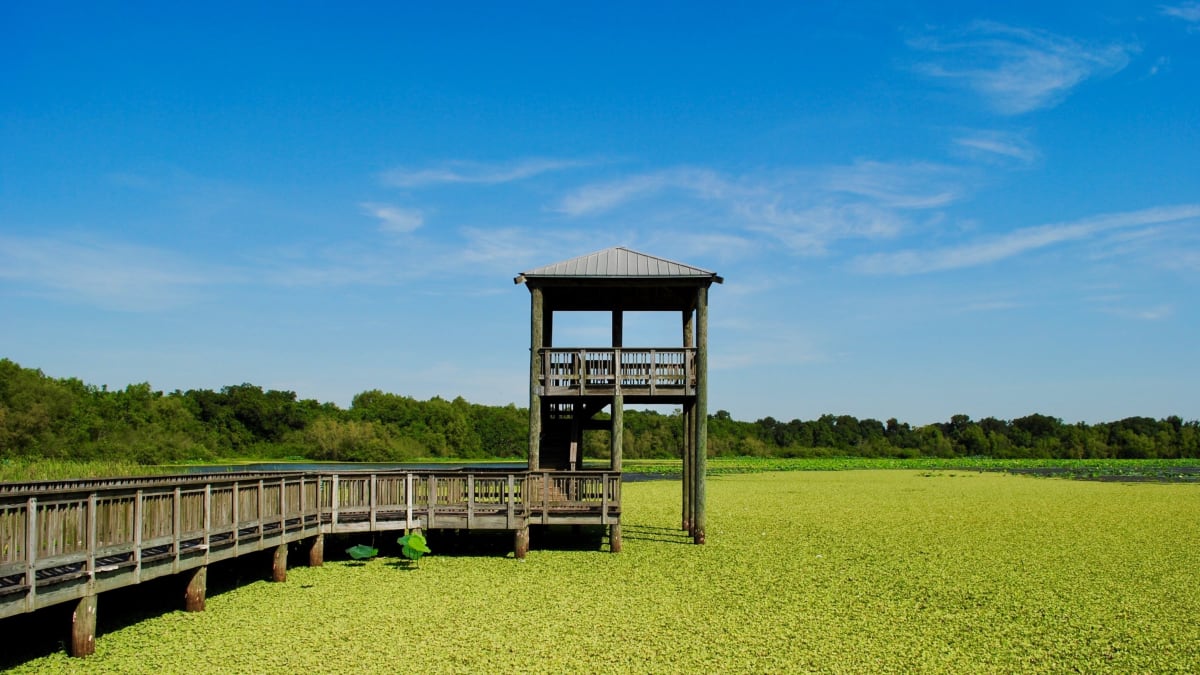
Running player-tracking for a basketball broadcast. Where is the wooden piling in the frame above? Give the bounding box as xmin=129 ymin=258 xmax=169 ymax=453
xmin=308 ymin=534 xmax=324 ymax=567
xmin=185 ymin=566 xmax=207 ymax=612
xmin=272 ymin=543 xmax=287 ymax=582
xmin=611 ymin=391 xmax=623 ymax=473
xmin=514 ymin=526 xmax=529 ymax=559
xmin=609 ymin=523 xmax=622 ymax=553
xmin=69 ymin=594 xmax=97 ymax=657
xmin=528 ymin=286 xmax=544 ymax=471
xmin=694 ymin=285 xmax=708 ymax=545
xmin=682 ymin=309 xmax=695 ymax=533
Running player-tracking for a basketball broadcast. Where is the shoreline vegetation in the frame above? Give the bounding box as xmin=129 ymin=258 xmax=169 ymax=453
xmin=3 ymin=357 xmax=1199 ymax=482
xmin=4 ymin=456 xmax=1200 ymax=484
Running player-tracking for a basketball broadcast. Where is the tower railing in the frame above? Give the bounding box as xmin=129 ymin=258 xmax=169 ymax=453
xmin=540 ymin=348 xmax=695 ymax=396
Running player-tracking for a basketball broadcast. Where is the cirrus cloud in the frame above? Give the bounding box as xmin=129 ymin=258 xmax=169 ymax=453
xmin=910 ymin=22 xmax=1135 ymax=114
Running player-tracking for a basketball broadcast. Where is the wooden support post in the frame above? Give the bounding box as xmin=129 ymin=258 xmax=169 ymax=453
xmin=272 ymin=543 xmax=287 ymax=582
xmin=528 ymin=286 xmax=544 ymax=471
xmin=682 ymin=309 xmax=695 ymax=533
xmin=185 ymin=566 xmax=207 ymax=612
xmin=611 ymin=391 xmax=623 ymax=473
xmin=682 ymin=403 xmax=693 ymax=533
xmin=694 ymin=285 xmax=709 ymax=545
xmin=609 ymin=523 xmax=622 ymax=554
xmin=69 ymin=594 xmax=98 ymax=657
xmin=308 ymin=534 xmax=324 ymax=567
xmin=514 ymin=526 xmax=529 ymax=560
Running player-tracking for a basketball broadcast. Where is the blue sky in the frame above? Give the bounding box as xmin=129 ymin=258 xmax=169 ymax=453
xmin=2 ymin=2 xmax=1198 ymax=425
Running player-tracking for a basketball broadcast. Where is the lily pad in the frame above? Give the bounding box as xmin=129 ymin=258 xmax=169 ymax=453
xmin=345 ymin=544 xmax=379 ymax=560
xmin=397 ymin=532 xmax=431 ymax=561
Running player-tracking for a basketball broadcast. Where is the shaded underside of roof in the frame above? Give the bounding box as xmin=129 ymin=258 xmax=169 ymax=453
xmin=515 ymin=247 xmax=723 ymax=284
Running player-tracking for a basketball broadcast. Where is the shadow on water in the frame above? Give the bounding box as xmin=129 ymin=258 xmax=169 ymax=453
xmin=621 ymin=523 xmax=694 ymax=545
xmin=0 ymin=548 xmax=295 ymax=669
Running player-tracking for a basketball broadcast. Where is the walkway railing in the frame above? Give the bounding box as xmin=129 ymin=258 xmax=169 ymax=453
xmin=0 ymin=469 xmax=620 ymax=620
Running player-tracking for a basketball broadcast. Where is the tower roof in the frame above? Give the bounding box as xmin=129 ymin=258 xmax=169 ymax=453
xmin=515 ymin=246 xmax=723 ymax=284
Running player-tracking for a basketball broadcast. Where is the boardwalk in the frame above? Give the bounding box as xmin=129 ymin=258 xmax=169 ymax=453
xmin=0 ymin=469 xmax=620 ymax=655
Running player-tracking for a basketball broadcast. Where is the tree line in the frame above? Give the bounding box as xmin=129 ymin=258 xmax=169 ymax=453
xmin=2 ymin=358 xmax=1197 ymax=464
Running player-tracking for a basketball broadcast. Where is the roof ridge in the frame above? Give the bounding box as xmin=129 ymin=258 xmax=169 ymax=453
xmin=515 ymin=247 xmax=722 ymax=283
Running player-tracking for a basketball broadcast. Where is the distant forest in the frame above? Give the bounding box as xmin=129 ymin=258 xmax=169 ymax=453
xmin=2 ymin=358 xmax=1197 ymax=464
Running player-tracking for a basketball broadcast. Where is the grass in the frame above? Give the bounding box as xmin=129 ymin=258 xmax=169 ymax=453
xmin=0 ymin=459 xmax=172 ymax=483
xmin=9 ymin=469 xmax=1200 ymax=672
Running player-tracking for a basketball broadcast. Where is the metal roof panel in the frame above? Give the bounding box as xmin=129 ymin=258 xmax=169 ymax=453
xmin=516 ymin=247 xmax=721 ymax=282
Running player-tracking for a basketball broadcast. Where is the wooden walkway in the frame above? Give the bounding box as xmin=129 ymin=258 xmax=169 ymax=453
xmin=0 ymin=469 xmax=621 ymax=638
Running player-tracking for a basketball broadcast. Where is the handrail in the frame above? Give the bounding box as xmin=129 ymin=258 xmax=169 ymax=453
xmin=540 ymin=347 xmax=696 ymax=396
xmin=0 ymin=469 xmax=621 ymax=619
xmin=0 ymin=472 xmax=307 ymax=496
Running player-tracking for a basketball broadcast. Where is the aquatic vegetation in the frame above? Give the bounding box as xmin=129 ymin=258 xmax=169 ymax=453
xmin=345 ymin=544 xmax=379 ymax=560
xmin=397 ymin=532 xmax=430 ymax=563
xmin=11 ymin=471 xmax=1200 ymax=672
xmin=624 ymin=456 xmax=1200 ymax=481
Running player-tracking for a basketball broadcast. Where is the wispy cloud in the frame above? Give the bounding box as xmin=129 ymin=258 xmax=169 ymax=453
xmin=1147 ymin=56 xmax=1171 ymax=77
xmin=1160 ymin=2 xmax=1200 ymax=24
xmin=0 ymin=235 xmax=217 ymax=311
xmin=360 ymin=202 xmax=423 ymax=233
xmin=745 ymin=201 xmax=909 ymax=254
xmin=382 ymin=158 xmax=588 ymax=188
xmin=851 ymin=204 xmax=1200 ymax=275
xmin=910 ymin=22 xmax=1134 ymax=114
xmin=1107 ymin=304 xmax=1175 ymax=320
xmin=555 ymin=167 xmax=747 ymax=217
xmin=823 ymin=160 xmax=963 ymax=208
xmin=952 ymin=130 xmax=1038 ymax=163
xmin=557 ymin=161 xmax=964 ymax=255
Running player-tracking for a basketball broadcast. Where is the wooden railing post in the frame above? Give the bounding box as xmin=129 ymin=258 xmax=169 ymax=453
xmin=506 ymin=474 xmax=516 ymax=528
xmin=467 ymin=474 xmax=476 ymax=529
xmin=405 ymin=473 xmax=414 ymax=528
xmin=330 ymin=475 xmax=339 ymax=529
xmin=369 ymin=474 xmax=377 ymax=531
xmin=230 ymin=482 xmax=239 ymax=556
xmin=86 ymin=493 xmax=97 ymax=583
xmin=428 ymin=475 xmax=437 ymax=530
xmin=134 ymin=489 xmax=144 ymax=581
xmin=577 ymin=349 xmax=587 ymax=395
xmin=257 ymin=479 xmax=265 ymax=545
xmin=25 ymin=497 xmax=37 ymax=613
xmin=172 ymin=487 xmax=182 ymax=572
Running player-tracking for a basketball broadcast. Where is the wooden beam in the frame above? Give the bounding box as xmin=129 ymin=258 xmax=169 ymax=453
xmin=529 ymin=286 xmax=544 ymax=471
xmin=694 ymin=285 xmax=709 ymax=545
xmin=612 ymin=310 xmax=623 ymax=348
xmin=682 ymin=309 xmax=694 ymax=533
xmin=683 ymin=403 xmax=693 ymax=533
xmin=611 ymin=391 xmax=623 ymax=473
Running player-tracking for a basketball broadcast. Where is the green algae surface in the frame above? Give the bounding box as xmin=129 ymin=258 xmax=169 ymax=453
xmin=13 ymin=470 xmax=1200 ymax=673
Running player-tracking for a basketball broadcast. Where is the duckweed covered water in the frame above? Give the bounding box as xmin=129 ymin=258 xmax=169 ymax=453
xmin=13 ymin=471 xmax=1200 ymax=673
